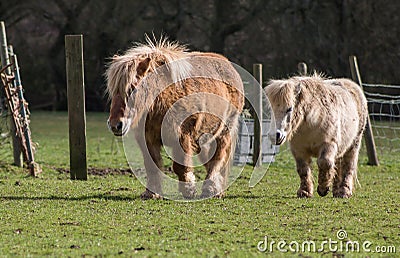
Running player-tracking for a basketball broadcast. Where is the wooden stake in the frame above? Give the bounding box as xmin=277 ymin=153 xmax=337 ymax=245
xmin=252 ymin=64 xmax=263 ymax=167
xmin=65 ymin=35 xmax=87 ymax=179
xmin=297 ymin=62 xmax=307 ymax=76
xmin=349 ymin=55 xmax=379 ymax=166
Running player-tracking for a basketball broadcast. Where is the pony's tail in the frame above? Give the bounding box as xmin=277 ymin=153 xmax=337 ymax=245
xmin=226 ymin=114 xmax=241 ymax=185
xmin=355 ymin=170 xmax=361 ymax=188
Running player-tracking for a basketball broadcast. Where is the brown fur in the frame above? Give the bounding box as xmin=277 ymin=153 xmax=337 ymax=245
xmin=106 ymin=37 xmax=244 ymax=199
xmin=265 ymin=74 xmax=368 ymax=198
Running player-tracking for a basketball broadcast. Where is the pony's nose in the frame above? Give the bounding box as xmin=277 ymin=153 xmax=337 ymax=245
xmin=108 ymin=119 xmax=124 ymax=135
xmin=116 ymin=121 xmax=123 ymax=131
xmin=275 ymin=130 xmax=286 ymax=145
xmin=276 ymin=132 xmax=282 ymax=144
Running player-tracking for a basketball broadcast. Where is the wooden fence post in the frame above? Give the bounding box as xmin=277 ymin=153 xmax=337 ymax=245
xmin=0 ymin=21 xmax=22 ymax=167
xmin=65 ymin=35 xmax=87 ymax=180
xmin=252 ymin=64 xmax=263 ymax=167
xmin=297 ymin=62 xmax=307 ymax=76
xmin=349 ymin=55 xmax=379 ymax=166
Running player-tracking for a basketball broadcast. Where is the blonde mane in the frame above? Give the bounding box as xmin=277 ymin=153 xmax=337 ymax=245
xmin=266 ymin=73 xmax=327 ymax=104
xmin=266 ymin=73 xmax=329 ymax=140
xmin=266 ymin=79 xmax=297 ymax=105
xmin=106 ymin=36 xmax=192 ymax=98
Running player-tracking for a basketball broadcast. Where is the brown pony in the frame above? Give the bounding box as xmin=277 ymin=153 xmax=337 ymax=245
xmin=265 ymin=74 xmax=368 ymax=198
xmin=106 ymin=37 xmax=244 ymax=199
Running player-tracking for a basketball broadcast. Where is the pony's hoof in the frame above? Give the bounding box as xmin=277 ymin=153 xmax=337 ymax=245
xmin=200 ymin=179 xmax=222 ymax=199
xmin=180 ymin=184 xmax=197 ymax=199
xmin=200 ymin=190 xmax=224 ymax=199
xmin=317 ymin=186 xmax=330 ymax=197
xmin=333 ymin=188 xmax=352 ymax=198
xmin=140 ymin=189 xmax=163 ymax=200
xmin=213 ymin=192 xmax=225 ymax=199
xmin=200 ymin=188 xmax=216 ymax=199
xmin=297 ymin=189 xmax=313 ymax=198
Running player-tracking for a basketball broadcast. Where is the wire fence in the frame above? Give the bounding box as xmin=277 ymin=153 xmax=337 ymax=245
xmin=362 ymin=83 xmax=400 ymax=157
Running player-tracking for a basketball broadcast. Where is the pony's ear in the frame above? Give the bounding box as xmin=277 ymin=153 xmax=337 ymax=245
xmin=136 ymin=57 xmax=151 ymax=77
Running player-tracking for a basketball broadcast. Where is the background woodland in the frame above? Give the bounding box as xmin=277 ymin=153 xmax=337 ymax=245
xmin=1 ymin=0 xmax=399 ymax=111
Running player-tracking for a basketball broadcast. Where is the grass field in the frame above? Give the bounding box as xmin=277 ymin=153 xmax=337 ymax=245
xmin=0 ymin=112 xmax=399 ymax=257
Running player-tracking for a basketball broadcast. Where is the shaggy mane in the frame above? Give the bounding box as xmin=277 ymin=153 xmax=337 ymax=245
xmin=266 ymin=79 xmax=297 ymax=105
xmin=106 ymin=35 xmax=192 ymax=98
xmin=266 ymin=73 xmax=326 ymax=104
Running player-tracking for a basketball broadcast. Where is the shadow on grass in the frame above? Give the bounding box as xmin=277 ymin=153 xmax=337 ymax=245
xmin=223 ymin=194 xmax=268 ymax=199
xmin=0 ymin=193 xmax=141 ymax=202
xmin=1 ymin=192 xmax=270 ymax=202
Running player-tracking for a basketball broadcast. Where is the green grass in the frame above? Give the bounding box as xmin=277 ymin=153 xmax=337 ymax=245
xmin=0 ymin=112 xmax=399 ymax=257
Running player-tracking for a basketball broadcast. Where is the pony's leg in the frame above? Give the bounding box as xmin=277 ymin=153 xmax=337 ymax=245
xmin=214 ymin=139 xmax=233 ymax=198
xmin=136 ymin=132 xmax=163 ymax=199
xmin=142 ymin=143 xmax=163 ymax=199
xmin=333 ymin=144 xmax=360 ymax=198
xmin=333 ymin=158 xmax=343 ymax=195
xmin=201 ymin=134 xmax=231 ymax=198
xmin=295 ymin=157 xmax=313 ymax=198
xmin=173 ymin=134 xmax=196 ymax=199
xmin=317 ymin=143 xmax=338 ymax=197
xmin=198 ymin=145 xmax=211 ymax=175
